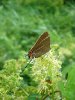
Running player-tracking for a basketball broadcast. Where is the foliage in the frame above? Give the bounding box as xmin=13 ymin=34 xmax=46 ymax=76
xmin=0 ymin=48 xmax=64 ymax=99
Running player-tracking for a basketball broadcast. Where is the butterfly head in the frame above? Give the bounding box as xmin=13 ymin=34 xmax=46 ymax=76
xmin=28 ymin=51 xmax=34 ymax=59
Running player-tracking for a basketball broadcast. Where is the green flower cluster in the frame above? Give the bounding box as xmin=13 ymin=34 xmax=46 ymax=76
xmin=0 ymin=49 xmax=64 ymax=99
xmin=32 ymin=48 xmax=62 ymax=99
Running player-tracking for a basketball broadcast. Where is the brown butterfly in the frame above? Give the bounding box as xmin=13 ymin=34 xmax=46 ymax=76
xmin=28 ymin=32 xmax=50 ymax=59
xmin=21 ymin=32 xmax=50 ymax=71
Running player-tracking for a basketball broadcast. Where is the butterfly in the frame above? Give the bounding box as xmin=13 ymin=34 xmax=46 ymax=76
xmin=22 ymin=32 xmax=50 ymax=70
xmin=28 ymin=32 xmax=50 ymax=59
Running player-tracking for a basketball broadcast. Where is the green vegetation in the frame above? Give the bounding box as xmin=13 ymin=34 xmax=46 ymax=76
xmin=0 ymin=0 xmax=75 ymax=99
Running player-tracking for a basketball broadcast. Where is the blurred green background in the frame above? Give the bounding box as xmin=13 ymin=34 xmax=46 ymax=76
xmin=0 ymin=0 xmax=75 ymax=99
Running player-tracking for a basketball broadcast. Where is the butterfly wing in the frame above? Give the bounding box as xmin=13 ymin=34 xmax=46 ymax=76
xmin=33 ymin=36 xmax=50 ymax=58
xmin=30 ymin=32 xmax=49 ymax=52
xmin=28 ymin=32 xmax=50 ymax=58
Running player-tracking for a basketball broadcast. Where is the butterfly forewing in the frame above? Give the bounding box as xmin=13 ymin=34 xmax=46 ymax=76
xmin=35 ymin=32 xmax=48 ymax=46
xmin=28 ymin=32 xmax=50 ymax=58
xmin=34 ymin=39 xmax=50 ymax=58
xmin=33 ymin=36 xmax=50 ymax=52
xmin=30 ymin=32 xmax=49 ymax=52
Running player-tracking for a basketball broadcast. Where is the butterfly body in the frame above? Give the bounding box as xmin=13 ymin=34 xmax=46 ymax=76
xmin=28 ymin=32 xmax=50 ymax=59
